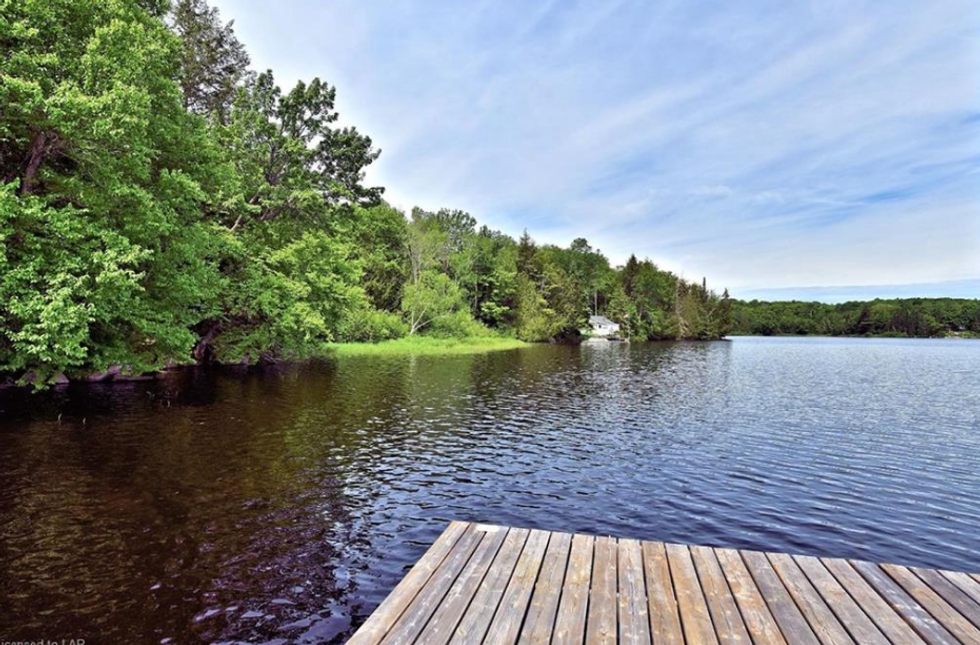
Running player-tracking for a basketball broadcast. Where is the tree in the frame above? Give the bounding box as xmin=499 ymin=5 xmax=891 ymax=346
xmin=542 ymin=263 xmax=586 ymax=341
xmin=516 ymin=230 xmax=539 ymax=279
xmin=514 ymin=274 xmax=555 ymax=342
xmin=717 ymin=289 xmax=732 ymax=336
xmin=0 ymin=0 xmax=744 ymax=386
xmin=513 ymin=254 xmax=585 ymax=342
xmin=214 ymin=231 xmax=366 ymax=361
xmin=471 ymin=228 xmax=517 ymax=327
xmin=353 ymin=203 xmax=408 ymax=311
xmin=199 ymin=68 xmax=387 ymax=359
xmin=405 ymin=211 xmax=449 ymax=283
xmin=409 ymin=207 xmax=480 ymax=297
xmin=606 ymin=286 xmax=636 ymax=338
xmin=401 ymin=271 xmax=466 ymax=335
xmin=222 ymin=70 xmax=382 ymax=233
xmin=726 ymin=298 xmax=976 ymax=337
xmin=168 ymin=0 xmax=252 ymax=122
xmin=622 ymin=254 xmax=640 ymax=297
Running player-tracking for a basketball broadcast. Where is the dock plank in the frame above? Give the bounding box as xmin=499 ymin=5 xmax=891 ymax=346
xmin=793 ymin=555 xmax=889 ymax=645
xmin=767 ymin=552 xmax=854 ymax=645
xmin=641 ymin=541 xmax=685 ymax=645
xmin=618 ymin=539 xmax=652 ymax=645
xmin=666 ymin=543 xmax=719 ymax=645
xmin=912 ymin=567 xmax=980 ymax=630
xmin=346 ymin=522 xmax=980 ymax=645
xmin=381 ymin=525 xmax=484 ymax=645
xmin=691 ymin=545 xmax=750 ymax=645
xmin=518 ymin=531 xmax=572 ymax=645
xmin=482 ymin=529 xmax=550 ymax=645
xmin=821 ymin=558 xmax=927 ymax=645
xmin=882 ymin=564 xmax=980 ymax=644
xmin=715 ymin=548 xmax=788 ymax=645
xmin=417 ymin=525 xmax=508 ymax=645
xmin=450 ymin=528 xmax=530 ymax=645
xmin=850 ymin=560 xmax=960 ymax=645
xmin=940 ymin=569 xmax=980 ymax=608
xmin=553 ymin=533 xmax=595 ymax=645
xmin=741 ymin=550 xmax=821 ymax=645
xmin=586 ymin=536 xmax=619 ymax=645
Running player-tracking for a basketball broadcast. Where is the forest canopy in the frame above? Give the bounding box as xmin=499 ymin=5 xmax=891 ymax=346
xmin=0 ymin=0 xmax=733 ymax=386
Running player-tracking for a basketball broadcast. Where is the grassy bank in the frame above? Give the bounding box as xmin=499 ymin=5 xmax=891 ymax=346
xmin=328 ymin=336 xmax=528 ymax=357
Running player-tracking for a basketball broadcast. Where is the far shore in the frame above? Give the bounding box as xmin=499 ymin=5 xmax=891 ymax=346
xmin=726 ymin=332 xmax=979 ymax=339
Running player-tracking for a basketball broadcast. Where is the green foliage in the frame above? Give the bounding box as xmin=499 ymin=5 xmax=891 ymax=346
xmin=514 ymin=274 xmax=557 ymax=342
xmin=189 ymin=50 xmax=387 ymax=361
xmin=168 ymin=0 xmax=251 ymax=121
xmin=220 ymin=69 xmax=382 ymax=233
xmin=470 ymin=227 xmax=517 ymax=327
xmin=401 ymin=270 xmax=467 ymax=335
xmin=336 ymin=306 xmax=407 ymax=343
xmin=214 ymin=230 xmax=365 ymax=361
xmin=427 ymin=311 xmax=494 ymax=339
xmin=1 ymin=0 xmax=226 ymax=384
xmin=353 ymin=203 xmax=408 ymax=311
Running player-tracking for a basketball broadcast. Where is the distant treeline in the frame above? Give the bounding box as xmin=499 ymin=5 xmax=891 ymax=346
xmin=730 ymin=299 xmax=980 ymax=337
xmin=0 ymin=0 xmax=729 ymax=386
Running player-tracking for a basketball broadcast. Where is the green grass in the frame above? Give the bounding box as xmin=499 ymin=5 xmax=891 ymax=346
xmin=327 ymin=335 xmax=528 ymax=357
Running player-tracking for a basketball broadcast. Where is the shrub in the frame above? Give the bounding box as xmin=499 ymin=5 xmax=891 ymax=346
xmin=426 ymin=311 xmax=494 ymax=339
xmin=336 ymin=308 xmax=408 ymax=343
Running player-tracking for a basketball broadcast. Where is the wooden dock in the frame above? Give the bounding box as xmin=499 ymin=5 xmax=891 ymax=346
xmin=346 ymin=521 xmax=980 ymax=645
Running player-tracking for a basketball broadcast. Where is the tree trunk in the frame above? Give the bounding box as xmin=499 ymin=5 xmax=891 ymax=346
xmin=192 ymin=320 xmax=221 ymax=363
xmin=18 ymin=132 xmax=54 ymax=195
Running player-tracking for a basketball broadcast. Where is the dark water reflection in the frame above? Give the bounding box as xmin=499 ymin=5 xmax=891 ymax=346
xmin=1 ymin=337 xmax=979 ymax=644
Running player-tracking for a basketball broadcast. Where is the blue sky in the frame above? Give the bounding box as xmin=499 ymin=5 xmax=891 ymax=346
xmin=212 ymin=0 xmax=980 ymax=301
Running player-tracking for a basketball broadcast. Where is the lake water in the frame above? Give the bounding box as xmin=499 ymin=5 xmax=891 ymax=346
xmin=1 ymin=336 xmax=979 ymax=644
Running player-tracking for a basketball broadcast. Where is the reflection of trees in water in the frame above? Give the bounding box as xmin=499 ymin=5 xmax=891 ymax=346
xmin=0 ymin=363 xmax=367 ymax=643
xmin=2 ymin=423 xmax=142 ymax=638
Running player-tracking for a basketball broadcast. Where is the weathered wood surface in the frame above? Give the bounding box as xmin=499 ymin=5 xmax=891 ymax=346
xmin=345 ymin=522 xmax=980 ymax=645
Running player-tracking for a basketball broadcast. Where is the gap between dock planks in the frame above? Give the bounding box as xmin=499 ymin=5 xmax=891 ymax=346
xmin=346 ymin=521 xmax=980 ymax=645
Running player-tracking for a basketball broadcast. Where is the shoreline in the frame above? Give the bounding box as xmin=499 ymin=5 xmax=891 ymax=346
xmin=0 ymin=336 xmax=531 ymax=390
xmin=12 ymin=333 xmax=974 ymax=390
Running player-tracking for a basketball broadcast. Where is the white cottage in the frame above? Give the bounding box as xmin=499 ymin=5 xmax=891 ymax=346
xmin=588 ymin=315 xmax=620 ymax=338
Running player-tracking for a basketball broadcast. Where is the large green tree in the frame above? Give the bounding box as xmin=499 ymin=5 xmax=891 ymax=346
xmin=194 ymin=69 xmax=385 ymax=360
xmin=168 ymin=0 xmax=251 ymax=122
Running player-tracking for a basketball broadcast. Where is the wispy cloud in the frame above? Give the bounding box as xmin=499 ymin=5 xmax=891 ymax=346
xmin=214 ymin=0 xmax=980 ymax=299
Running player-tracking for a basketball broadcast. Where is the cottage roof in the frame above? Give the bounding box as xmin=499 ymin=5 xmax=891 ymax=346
xmin=589 ymin=315 xmax=617 ymax=326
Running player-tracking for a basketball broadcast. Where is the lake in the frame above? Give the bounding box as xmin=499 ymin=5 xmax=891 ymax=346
xmin=1 ymin=336 xmax=978 ymax=644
